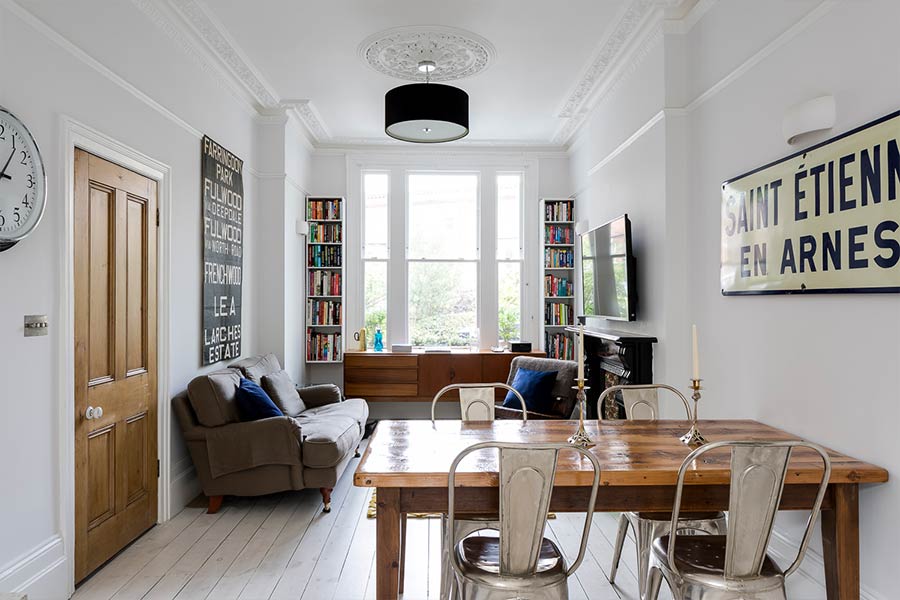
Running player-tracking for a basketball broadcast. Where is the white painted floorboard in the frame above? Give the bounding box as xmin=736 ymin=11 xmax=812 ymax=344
xmin=73 ymin=446 xmax=828 ymax=600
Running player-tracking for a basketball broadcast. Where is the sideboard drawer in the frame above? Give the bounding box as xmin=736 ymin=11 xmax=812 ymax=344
xmin=345 ymin=383 xmax=419 ymax=397
xmin=345 ymin=354 xmax=418 ymax=369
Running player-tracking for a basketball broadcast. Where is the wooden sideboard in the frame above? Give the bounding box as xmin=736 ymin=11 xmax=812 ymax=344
xmin=344 ymin=349 xmax=546 ymax=402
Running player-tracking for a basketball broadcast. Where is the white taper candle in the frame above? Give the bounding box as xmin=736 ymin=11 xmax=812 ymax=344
xmin=578 ymin=325 xmax=585 ymax=381
xmin=691 ymin=324 xmax=700 ymax=380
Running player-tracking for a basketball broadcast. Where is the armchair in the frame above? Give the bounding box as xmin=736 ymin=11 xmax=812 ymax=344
xmin=493 ymin=356 xmax=578 ymax=420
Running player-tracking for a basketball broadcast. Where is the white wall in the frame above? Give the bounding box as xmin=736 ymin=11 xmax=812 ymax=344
xmin=686 ymin=2 xmax=900 ymax=597
xmin=0 ymin=3 xmax=311 ymax=597
xmin=568 ymin=1 xmax=899 ymax=597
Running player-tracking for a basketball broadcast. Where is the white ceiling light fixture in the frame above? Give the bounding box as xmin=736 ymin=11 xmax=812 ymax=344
xmin=360 ymin=26 xmax=495 ymax=144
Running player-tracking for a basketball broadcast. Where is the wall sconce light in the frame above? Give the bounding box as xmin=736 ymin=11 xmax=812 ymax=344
xmin=296 ymin=218 xmax=308 ymax=236
xmin=783 ymin=95 xmax=836 ymax=145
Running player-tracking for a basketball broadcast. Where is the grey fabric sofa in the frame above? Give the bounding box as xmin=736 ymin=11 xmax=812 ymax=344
xmin=493 ymin=356 xmax=578 ymax=420
xmin=172 ymin=353 xmax=368 ymax=514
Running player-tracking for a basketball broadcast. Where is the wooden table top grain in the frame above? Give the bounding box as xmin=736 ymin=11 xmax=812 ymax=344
xmin=354 ymin=419 xmax=888 ymax=488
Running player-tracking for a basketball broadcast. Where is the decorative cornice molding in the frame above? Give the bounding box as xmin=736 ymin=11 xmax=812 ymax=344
xmin=166 ymin=0 xmax=279 ymax=108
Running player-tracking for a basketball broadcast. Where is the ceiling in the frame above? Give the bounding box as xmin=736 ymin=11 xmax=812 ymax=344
xmin=198 ymin=0 xmax=631 ymax=146
xmin=14 ymin=0 xmax=678 ymax=147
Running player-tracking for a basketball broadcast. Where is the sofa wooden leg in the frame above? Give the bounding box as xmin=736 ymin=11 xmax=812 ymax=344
xmin=207 ymin=495 xmax=224 ymax=514
xmin=320 ymin=487 xmax=333 ymax=513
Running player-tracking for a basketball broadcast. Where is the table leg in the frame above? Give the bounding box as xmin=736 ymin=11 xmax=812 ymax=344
xmin=376 ymin=488 xmax=401 ymax=600
xmin=822 ymin=483 xmax=860 ymax=600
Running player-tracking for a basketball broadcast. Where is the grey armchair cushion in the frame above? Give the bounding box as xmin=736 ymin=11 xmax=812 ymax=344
xmin=262 ymin=369 xmax=307 ymax=416
xmin=297 ymin=383 xmax=343 ymax=408
xmin=187 ymin=369 xmax=242 ymax=427
xmin=230 ymin=353 xmax=282 ymax=385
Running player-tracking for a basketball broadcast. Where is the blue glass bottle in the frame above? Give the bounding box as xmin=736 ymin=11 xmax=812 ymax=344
xmin=373 ymin=328 xmax=384 ymax=352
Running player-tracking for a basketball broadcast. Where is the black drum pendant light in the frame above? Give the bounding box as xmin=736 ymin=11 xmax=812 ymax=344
xmin=385 ymin=61 xmax=469 ymax=143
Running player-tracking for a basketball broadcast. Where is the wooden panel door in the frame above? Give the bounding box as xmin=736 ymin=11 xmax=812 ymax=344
xmin=74 ymin=150 xmax=158 ymax=582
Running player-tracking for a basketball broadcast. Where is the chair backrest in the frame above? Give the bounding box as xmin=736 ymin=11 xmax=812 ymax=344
xmin=667 ymin=440 xmax=831 ymax=580
xmin=448 ymin=442 xmax=601 ymax=579
xmin=507 ymin=356 xmax=577 ymax=417
xmin=596 ymin=383 xmax=691 ymax=420
xmin=431 ymin=383 xmax=527 ymax=422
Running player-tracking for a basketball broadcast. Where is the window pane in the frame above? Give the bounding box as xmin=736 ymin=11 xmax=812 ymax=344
xmin=364 ymin=261 xmax=387 ymax=348
xmin=408 ymin=174 xmax=478 ymax=259
xmin=409 ymin=262 xmax=477 ymax=347
xmin=364 ymin=173 xmax=389 ymax=259
xmin=498 ymin=262 xmax=521 ymax=343
xmin=497 ymin=174 xmax=522 ymax=260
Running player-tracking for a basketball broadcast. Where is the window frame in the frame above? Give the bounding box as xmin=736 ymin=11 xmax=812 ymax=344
xmin=405 ymin=170 xmax=481 ymax=348
xmin=495 ymin=171 xmax=525 ymax=343
xmin=346 ymin=157 xmax=538 ymax=353
xmin=361 ymin=170 xmax=392 ymax=348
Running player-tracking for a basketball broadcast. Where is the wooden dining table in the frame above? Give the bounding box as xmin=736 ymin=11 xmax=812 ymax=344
xmin=353 ymin=419 xmax=888 ymax=600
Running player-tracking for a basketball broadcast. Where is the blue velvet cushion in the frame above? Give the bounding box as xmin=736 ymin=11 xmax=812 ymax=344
xmin=503 ymin=368 xmax=558 ymax=414
xmin=235 ymin=377 xmax=284 ymax=421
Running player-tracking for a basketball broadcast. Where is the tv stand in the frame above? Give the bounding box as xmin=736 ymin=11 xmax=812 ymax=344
xmin=566 ymin=326 xmax=657 ymax=419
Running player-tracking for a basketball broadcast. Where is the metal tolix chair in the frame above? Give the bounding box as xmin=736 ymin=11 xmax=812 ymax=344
xmin=447 ymin=442 xmax=602 ymax=600
xmin=647 ymin=440 xmax=832 ymax=600
xmin=399 ymin=383 xmax=528 ymax=597
xmin=599 ymin=384 xmax=728 ymax=599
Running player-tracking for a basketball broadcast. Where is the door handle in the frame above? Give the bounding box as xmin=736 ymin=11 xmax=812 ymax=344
xmin=85 ymin=406 xmax=103 ymax=420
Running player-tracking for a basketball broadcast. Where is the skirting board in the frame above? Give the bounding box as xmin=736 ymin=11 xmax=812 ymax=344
xmin=0 ymin=535 xmax=67 ymax=600
xmin=768 ymin=527 xmax=883 ymax=600
xmin=170 ymin=458 xmax=200 ymax=514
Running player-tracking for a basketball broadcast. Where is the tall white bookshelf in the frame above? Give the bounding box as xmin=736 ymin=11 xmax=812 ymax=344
xmin=305 ymin=196 xmax=344 ymax=364
xmin=541 ymin=197 xmax=576 ymax=360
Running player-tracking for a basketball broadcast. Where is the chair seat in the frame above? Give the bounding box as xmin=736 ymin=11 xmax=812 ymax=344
xmin=652 ymin=535 xmax=782 ymax=578
xmin=456 ymin=535 xmax=566 ymax=582
xmin=636 ymin=511 xmax=725 ymax=521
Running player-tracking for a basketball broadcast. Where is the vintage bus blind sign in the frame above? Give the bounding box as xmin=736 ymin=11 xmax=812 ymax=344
xmin=201 ymin=135 xmax=243 ymax=364
xmin=721 ymin=110 xmax=900 ymax=295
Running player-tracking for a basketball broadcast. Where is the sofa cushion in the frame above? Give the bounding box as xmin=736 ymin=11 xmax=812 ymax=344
xmin=262 ymin=370 xmax=306 ymax=416
xmin=187 ymin=369 xmax=242 ymax=427
xmin=299 ymin=398 xmax=369 ymax=432
xmin=297 ymin=416 xmax=359 ymax=468
xmin=236 ymin=378 xmax=284 ymax=422
xmin=503 ymin=367 xmax=558 ymax=414
xmin=230 ymin=353 xmax=282 ymax=385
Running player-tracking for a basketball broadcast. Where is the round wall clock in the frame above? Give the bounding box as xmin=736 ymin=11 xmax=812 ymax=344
xmin=0 ymin=106 xmax=47 ymax=253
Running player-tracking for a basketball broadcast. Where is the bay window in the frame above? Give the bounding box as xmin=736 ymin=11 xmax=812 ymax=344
xmin=354 ymin=162 xmax=533 ymax=350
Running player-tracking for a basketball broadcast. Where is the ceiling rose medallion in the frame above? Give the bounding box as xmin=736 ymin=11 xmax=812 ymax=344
xmin=360 ymin=26 xmax=495 ymax=143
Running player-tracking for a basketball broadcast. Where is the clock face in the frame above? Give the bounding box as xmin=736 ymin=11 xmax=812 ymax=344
xmin=0 ymin=108 xmax=46 ymax=244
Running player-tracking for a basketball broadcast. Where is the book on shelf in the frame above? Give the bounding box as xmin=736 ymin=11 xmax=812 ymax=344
xmin=544 ymin=274 xmax=572 ymax=297
xmin=308 ymin=222 xmax=342 ymax=243
xmin=307 ymin=299 xmax=343 ymax=326
xmin=544 ymin=223 xmax=573 ymax=244
xmin=544 ymin=200 xmax=573 ymax=222
xmin=544 ymin=247 xmax=574 ymax=268
xmin=308 ymin=270 xmax=342 ymax=296
xmin=545 ymin=332 xmax=574 ymax=360
xmin=307 ymin=245 xmax=343 ymax=267
xmin=544 ymin=302 xmax=574 ymax=326
xmin=307 ymin=331 xmax=342 ymax=362
xmin=307 ymin=198 xmax=342 ymax=221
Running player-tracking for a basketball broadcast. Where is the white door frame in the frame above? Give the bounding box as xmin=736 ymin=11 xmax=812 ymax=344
xmin=58 ymin=116 xmax=173 ymax=595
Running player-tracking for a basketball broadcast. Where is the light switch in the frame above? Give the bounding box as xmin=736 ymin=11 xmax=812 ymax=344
xmin=24 ymin=315 xmax=48 ymax=337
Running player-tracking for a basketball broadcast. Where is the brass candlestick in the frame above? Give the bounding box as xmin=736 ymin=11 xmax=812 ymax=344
xmin=567 ymin=381 xmax=594 ymax=448
xmin=680 ymin=378 xmax=708 ymax=447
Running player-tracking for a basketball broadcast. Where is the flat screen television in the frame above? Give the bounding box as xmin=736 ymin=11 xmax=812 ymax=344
xmin=580 ymin=214 xmax=637 ymax=321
